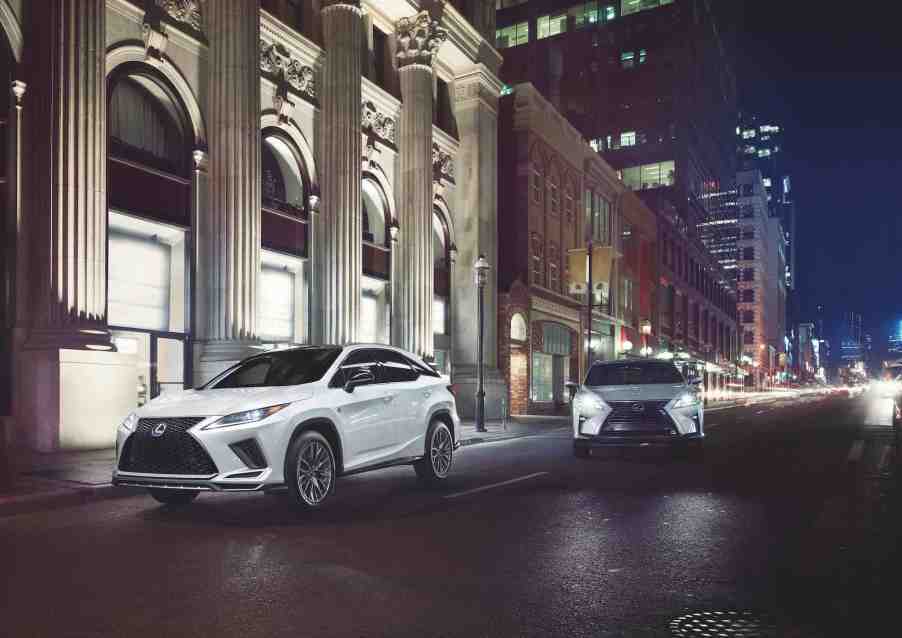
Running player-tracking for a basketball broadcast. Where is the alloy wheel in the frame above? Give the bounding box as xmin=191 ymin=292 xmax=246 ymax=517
xmin=430 ymin=425 xmax=452 ymax=477
xmin=296 ymin=439 xmax=333 ymax=506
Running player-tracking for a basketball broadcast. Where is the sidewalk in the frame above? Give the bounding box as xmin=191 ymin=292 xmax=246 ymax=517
xmin=0 ymin=416 xmax=566 ymax=517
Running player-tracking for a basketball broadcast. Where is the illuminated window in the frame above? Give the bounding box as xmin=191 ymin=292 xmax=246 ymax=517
xmin=511 ymin=313 xmax=528 ymax=341
xmin=620 ymin=0 xmax=674 ymax=17
xmin=433 ymin=297 xmax=446 ymax=335
xmin=638 ymin=48 xmax=647 ymax=64
xmin=620 ymin=131 xmax=636 ymax=147
xmin=620 ymin=50 xmax=635 ymax=69
xmin=572 ymin=1 xmax=599 ymax=28
xmin=762 ymin=177 xmax=772 ymax=188
xmin=531 ymin=353 xmax=554 ymax=402
xmin=605 ymin=5 xmax=617 ymax=21
xmin=741 ymin=129 xmax=756 ymax=139
xmin=495 ymin=22 xmax=529 ymax=49
xmin=537 ymin=13 xmax=567 ymax=39
xmin=620 ymin=160 xmax=675 ymax=191
xmin=500 ymin=84 xmax=514 ymax=97
xmin=758 ymin=148 xmax=771 ymax=158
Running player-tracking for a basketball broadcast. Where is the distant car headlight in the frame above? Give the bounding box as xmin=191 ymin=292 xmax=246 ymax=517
xmin=120 ymin=412 xmax=139 ymax=432
xmin=672 ymin=393 xmax=700 ymax=409
xmin=202 ymin=404 xmax=290 ymax=430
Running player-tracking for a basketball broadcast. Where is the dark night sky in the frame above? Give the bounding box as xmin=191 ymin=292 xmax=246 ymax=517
xmin=721 ymin=1 xmax=902 ymax=355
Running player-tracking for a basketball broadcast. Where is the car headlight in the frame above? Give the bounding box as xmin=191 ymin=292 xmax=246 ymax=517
xmin=573 ymin=392 xmax=607 ymax=417
xmin=672 ymin=393 xmax=699 ymax=409
xmin=120 ymin=412 xmax=139 ymax=432
xmin=202 ymin=404 xmax=290 ymax=430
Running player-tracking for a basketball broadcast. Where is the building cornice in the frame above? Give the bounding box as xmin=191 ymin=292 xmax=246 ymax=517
xmin=261 ymin=10 xmax=323 ymax=71
xmin=453 ymin=63 xmax=504 ymax=113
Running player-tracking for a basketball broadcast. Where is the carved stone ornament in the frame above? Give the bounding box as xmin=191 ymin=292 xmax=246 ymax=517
xmin=395 ymin=10 xmax=447 ymax=68
xmin=432 ymin=143 xmax=454 ymax=184
xmin=361 ymin=100 xmax=396 ymax=145
xmin=260 ymin=40 xmax=316 ymax=102
xmin=142 ymin=20 xmax=169 ymax=62
xmin=156 ymin=0 xmax=202 ymax=32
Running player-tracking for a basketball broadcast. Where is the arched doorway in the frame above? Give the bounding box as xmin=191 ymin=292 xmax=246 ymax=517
xmin=260 ymin=130 xmax=311 ymax=346
xmin=360 ymin=176 xmax=391 ymax=344
xmin=106 ymin=66 xmax=193 ymax=406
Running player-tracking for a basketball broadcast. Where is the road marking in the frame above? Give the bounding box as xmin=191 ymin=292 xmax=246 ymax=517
xmin=847 ymin=440 xmax=865 ymax=463
xmin=706 ymin=422 xmax=720 ymax=429
xmin=444 ymin=472 xmax=549 ymax=500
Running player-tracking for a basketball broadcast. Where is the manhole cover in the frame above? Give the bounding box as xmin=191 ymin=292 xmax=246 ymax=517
xmin=669 ymin=611 xmax=777 ymax=637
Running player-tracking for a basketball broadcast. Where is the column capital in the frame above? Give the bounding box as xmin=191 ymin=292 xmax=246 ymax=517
xmin=321 ymin=0 xmax=362 ymax=14
xmin=395 ymin=10 xmax=447 ymax=69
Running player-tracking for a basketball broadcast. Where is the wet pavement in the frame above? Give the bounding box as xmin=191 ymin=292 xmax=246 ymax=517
xmin=1 ymin=393 xmax=899 ymax=637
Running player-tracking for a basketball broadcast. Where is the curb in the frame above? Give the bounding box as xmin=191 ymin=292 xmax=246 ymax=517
xmin=458 ymin=427 xmax=568 ymax=448
xmin=0 ymin=482 xmax=140 ymax=518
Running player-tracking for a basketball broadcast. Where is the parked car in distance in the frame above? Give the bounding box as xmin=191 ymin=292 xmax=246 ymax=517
xmin=112 ymin=345 xmax=460 ymax=510
xmin=571 ymin=359 xmax=704 ymax=458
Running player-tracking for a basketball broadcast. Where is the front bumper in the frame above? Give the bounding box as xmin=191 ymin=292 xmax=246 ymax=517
xmin=574 ymin=431 xmax=704 ymax=450
xmin=113 ymin=413 xmax=291 ymax=491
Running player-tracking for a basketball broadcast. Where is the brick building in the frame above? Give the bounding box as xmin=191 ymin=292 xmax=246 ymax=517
xmin=497 ymin=83 xmax=658 ymax=416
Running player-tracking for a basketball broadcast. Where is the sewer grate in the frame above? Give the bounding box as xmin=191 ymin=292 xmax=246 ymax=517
xmin=669 ymin=611 xmax=777 ymax=637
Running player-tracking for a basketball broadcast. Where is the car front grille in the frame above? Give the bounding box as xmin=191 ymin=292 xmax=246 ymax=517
xmin=119 ymin=417 xmax=218 ymax=475
xmin=601 ymin=400 xmax=675 ymax=434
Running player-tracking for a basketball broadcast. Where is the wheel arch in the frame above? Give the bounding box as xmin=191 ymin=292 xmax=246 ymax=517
xmin=288 ymin=418 xmax=345 ymax=474
xmin=429 ymin=409 xmax=456 ymax=444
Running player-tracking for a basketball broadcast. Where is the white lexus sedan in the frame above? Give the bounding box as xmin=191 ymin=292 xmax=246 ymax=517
xmin=112 ymin=345 xmax=459 ymax=510
xmin=572 ymin=359 xmax=704 ymax=458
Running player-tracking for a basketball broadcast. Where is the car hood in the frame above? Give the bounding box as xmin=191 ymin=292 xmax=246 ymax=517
xmin=136 ymin=386 xmax=317 ymax=419
xmin=584 ymin=383 xmax=687 ymax=403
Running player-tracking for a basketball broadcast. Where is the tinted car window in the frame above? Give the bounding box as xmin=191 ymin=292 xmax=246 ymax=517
xmin=207 ymin=347 xmax=342 ymax=389
xmin=330 ymin=349 xmax=380 ymax=388
xmin=378 ymin=350 xmax=419 ymax=383
xmin=585 ymin=362 xmax=685 ymax=386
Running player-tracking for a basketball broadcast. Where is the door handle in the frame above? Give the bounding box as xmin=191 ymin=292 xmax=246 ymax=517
xmin=383 ymin=395 xmax=395 ymax=403
xmin=423 ymin=390 xmax=431 ymax=398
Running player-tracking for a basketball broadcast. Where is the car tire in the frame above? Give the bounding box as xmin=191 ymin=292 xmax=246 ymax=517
xmin=286 ymin=430 xmax=336 ymax=510
xmin=414 ymin=419 xmax=453 ymax=485
xmin=148 ymin=489 xmax=198 ymax=505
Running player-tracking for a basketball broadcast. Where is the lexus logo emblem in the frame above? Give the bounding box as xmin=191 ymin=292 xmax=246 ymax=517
xmin=631 ymin=403 xmax=645 ymax=413
xmin=151 ymin=422 xmax=168 ymax=438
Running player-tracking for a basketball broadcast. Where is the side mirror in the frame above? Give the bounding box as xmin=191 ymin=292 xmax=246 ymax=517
xmin=565 ymin=381 xmax=579 ymax=402
xmin=344 ymin=368 xmax=375 ymax=393
xmin=688 ymin=376 xmax=703 ymax=386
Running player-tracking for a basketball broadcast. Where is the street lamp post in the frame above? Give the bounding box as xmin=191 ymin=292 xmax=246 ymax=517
xmin=473 ymin=255 xmax=490 ymax=433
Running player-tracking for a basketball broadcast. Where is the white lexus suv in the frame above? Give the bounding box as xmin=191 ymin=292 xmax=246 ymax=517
xmin=112 ymin=345 xmax=460 ymax=509
xmin=572 ymin=359 xmax=704 ymax=458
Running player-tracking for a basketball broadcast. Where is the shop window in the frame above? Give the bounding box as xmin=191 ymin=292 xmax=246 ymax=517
xmin=537 ymin=13 xmax=567 ymax=39
xmin=259 ymin=264 xmax=296 ymax=343
xmin=510 ymin=313 xmax=528 ymax=341
xmin=496 ymin=21 xmax=529 ymax=48
xmin=531 ymin=352 xmax=554 ymax=402
xmin=433 ymin=297 xmax=447 ymax=335
xmin=543 ymin=323 xmax=571 ymax=356
xmin=360 ymin=277 xmax=390 ymax=344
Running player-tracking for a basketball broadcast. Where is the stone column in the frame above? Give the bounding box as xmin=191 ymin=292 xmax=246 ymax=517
xmin=195 ymin=0 xmax=262 ymax=383
xmin=450 ymin=65 xmax=506 ymax=418
xmin=18 ymin=1 xmax=134 ymax=450
xmin=317 ymin=0 xmax=364 ymax=344
xmin=393 ymin=10 xmax=446 ymax=358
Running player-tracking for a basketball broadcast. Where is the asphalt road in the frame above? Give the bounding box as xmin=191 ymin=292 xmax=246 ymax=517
xmin=2 ymin=393 xmax=900 ymax=638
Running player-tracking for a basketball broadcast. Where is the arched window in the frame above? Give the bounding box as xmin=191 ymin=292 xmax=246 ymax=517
xmin=548 ymin=165 xmax=560 ymax=216
xmin=262 ymin=135 xmax=306 ymax=214
xmin=109 ymin=76 xmax=187 ymax=176
xmin=510 ymin=313 xmax=528 ymax=342
xmin=362 ymin=178 xmax=388 ymax=246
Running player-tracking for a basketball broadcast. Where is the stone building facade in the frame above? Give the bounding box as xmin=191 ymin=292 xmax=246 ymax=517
xmin=0 ymin=0 xmax=506 ymax=451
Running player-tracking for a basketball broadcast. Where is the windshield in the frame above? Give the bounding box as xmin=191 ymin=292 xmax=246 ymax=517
xmin=585 ymin=362 xmax=685 ymax=386
xmin=203 ymin=347 xmax=342 ymax=389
